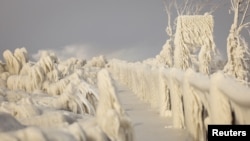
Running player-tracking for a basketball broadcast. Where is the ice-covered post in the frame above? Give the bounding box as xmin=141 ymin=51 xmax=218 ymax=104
xmin=209 ymin=72 xmax=232 ymax=124
xmin=183 ymin=69 xmax=207 ymax=141
xmin=223 ymin=0 xmax=250 ymax=84
xmin=168 ymin=68 xmax=185 ymax=128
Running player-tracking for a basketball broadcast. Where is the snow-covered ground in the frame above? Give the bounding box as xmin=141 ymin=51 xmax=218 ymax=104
xmin=114 ymin=81 xmax=191 ymax=141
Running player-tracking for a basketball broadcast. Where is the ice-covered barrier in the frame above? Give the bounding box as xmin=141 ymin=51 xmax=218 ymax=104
xmin=109 ymin=59 xmax=250 ymax=141
xmin=97 ymin=69 xmax=134 ymax=141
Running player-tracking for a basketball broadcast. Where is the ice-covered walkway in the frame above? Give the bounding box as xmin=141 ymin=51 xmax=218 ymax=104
xmin=114 ymin=81 xmax=191 ymax=141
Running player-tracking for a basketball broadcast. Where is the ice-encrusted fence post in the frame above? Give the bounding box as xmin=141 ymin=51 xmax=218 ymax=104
xmin=97 ymin=69 xmax=134 ymax=141
xmin=209 ymin=70 xmax=250 ymax=125
xmin=213 ymin=71 xmax=250 ymax=124
xmin=149 ymin=67 xmax=161 ymax=109
xmin=183 ymin=69 xmax=209 ymax=141
xmin=167 ymin=68 xmax=185 ymax=128
xmin=159 ymin=68 xmax=172 ymax=117
xmin=209 ymin=72 xmax=232 ymax=124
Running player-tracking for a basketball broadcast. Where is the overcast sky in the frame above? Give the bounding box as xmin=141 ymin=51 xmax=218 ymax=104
xmin=0 ymin=0 xmax=237 ymax=61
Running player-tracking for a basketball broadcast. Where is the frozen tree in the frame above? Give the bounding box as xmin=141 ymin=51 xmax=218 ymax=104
xmin=224 ymin=0 xmax=250 ymax=83
xmin=155 ymin=1 xmax=175 ymax=67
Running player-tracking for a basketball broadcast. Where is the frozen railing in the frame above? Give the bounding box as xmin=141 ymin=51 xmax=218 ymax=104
xmin=108 ymin=59 xmax=250 ymax=141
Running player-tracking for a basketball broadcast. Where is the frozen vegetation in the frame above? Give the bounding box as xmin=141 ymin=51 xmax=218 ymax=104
xmin=0 ymin=0 xmax=250 ymax=141
xmin=0 ymin=48 xmax=133 ymax=141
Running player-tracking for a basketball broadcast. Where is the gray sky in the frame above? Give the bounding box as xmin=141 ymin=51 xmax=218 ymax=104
xmin=0 ymin=0 xmax=236 ymax=61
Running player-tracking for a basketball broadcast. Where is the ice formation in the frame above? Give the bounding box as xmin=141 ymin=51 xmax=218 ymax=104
xmin=156 ymin=39 xmax=173 ymax=67
xmin=174 ymin=15 xmax=217 ymax=74
xmin=97 ymin=69 xmax=134 ymax=141
xmin=223 ymin=0 xmax=250 ymax=84
xmin=0 ymin=48 xmax=133 ymax=141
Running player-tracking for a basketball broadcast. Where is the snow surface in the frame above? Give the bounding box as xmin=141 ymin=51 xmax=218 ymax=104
xmin=114 ymin=80 xmax=191 ymax=141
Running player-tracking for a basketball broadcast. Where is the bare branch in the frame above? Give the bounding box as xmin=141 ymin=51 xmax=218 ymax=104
xmin=231 ymin=0 xmax=236 ymax=10
xmin=238 ymin=22 xmax=250 ymax=33
xmin=163 ymin=0 xmax=174 ymax=37
xmin=181 ymin=0 xmax=190 ymax=15
xmin=174 ymin=0 xmax=181 ymax=15
xmin=208 ymin=0 xmax=228 ymax=14
xmin=231 ymin=0 xmax=240 ymax=27
xmin=174 ymin=0 xmax=221 ymax=15
xmin=241 ymin=22 xmax=250 ymax=28
xmin=239 ymin=0 xmax=250 ymax=26
xmin=193 ymin=0 xmax=207 ymax=14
